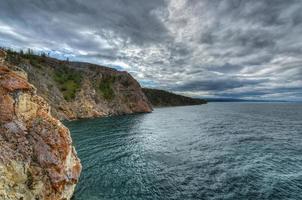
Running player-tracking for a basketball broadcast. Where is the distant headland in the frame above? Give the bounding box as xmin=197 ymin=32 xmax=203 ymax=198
xmin=2 ymin=48 xmax=207 ymax=120
xmin=143 ymin=88 xmax=207 ymax=107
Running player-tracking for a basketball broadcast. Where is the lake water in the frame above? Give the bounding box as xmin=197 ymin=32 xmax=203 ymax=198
xmin=66 ymin=103 xmax=302 ymax=200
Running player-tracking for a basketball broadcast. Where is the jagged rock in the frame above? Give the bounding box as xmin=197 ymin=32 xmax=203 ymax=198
xmin=5 ymin=50 xmax=153 ymax=120
xmin=0 ymin=57 xmax=81 ymax=199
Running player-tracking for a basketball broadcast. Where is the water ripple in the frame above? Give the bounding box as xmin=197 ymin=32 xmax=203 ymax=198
xmin=66 ymin=103 xmax=302 ymax=200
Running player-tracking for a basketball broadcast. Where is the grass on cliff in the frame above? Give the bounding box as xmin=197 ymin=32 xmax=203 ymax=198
xmin=53 ymin=66 xmax=82 ymax=101
xmin=98 ymin=76 xmax=116 ymax=100
xmin=5 ymin=48 xmax=45 ymax=68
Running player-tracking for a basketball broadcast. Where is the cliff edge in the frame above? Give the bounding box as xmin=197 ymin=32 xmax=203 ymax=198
xmin=0 ymin=50 xmax=81 ymax=199
xmin=5 ymin=50 xmax=152 ymax=120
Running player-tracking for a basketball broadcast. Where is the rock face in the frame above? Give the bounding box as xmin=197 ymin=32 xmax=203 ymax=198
xmin=5 ymin=51 xmax=152 ymax=120
xmin=0 ymin=50 xmax=81 ymax=199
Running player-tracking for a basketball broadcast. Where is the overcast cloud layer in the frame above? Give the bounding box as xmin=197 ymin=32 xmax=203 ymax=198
xmin=1 ymin=0 xmax=302 ymax=100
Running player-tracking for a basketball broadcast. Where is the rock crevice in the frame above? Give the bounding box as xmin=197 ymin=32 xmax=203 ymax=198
xmin=0 ymin=50 xmax=81 ymax=200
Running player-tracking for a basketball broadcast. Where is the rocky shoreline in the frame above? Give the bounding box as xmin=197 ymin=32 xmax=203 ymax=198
xmin=0 ymin=50 xmax=81 ymax=199
xmin=0 ymin=49 xmax=207 ymax=199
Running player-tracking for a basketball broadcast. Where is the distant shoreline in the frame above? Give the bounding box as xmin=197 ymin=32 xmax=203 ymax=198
xmin=204 ymin=98 xmax=296 ymax=103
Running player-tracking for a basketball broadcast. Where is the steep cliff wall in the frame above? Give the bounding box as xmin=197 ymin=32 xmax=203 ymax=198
xmin=143 ymin=88 xmax=207 ymax=107
xmin=0 ymin=50 xmax=81 ymax=199
xmin=5 ymin=51 xmax=152 ymax=120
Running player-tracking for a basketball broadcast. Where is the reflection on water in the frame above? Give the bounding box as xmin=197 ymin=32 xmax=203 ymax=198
xmin=66 ymin=103 xmax=302 ymax=200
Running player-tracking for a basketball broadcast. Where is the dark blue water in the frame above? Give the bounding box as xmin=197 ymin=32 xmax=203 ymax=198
xmin=66 ymin=103 xmax=302 ymax=200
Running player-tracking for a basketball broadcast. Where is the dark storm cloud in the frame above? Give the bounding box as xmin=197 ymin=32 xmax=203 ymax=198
xmin=173 ymin=78 xmax=265 ymax=92
xmin=1 ymin=0 xmax=302 ymax=100
xmin=0 ymin=0 xmax=169 ymax=50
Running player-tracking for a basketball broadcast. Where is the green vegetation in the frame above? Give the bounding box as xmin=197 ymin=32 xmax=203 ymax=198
xmin=98 ymin=76 xmax=116 ymax=100
xmin=4 ymin=48 xmax=22 ymax=64
xmin=142 ymin=88 xmax=207 ymax=107
xmin=3 ymin=47 xmax=81 ymax=101
xmin=5 ymin=48 xmax=46 ymax=68
xmin=53 ymin=66 xmax=82 ymax=101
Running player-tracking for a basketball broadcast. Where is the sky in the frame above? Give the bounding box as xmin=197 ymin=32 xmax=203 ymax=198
xmin=0 ymin=0 xmax=302 ymax=101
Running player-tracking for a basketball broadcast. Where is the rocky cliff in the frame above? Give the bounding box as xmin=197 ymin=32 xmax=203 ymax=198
xmin=0 ymin=50 xmax=81 ymax=199
xmin=5 ymin=50 xmax=152 ymax=120
xmin=143 ymin=88 xmax=207 ymax=107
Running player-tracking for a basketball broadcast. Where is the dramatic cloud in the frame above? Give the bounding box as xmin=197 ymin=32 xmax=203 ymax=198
xmin=1 ymin=0 xmax=302 ymax=100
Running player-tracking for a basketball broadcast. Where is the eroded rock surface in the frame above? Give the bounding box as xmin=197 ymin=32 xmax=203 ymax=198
xmin=5 ymin=50 xmax=152 ymax=120
xmin=0 ymin=50 xmax=81 ymax=199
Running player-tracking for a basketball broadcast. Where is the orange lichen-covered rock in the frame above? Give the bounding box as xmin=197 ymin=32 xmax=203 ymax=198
xmin=0 ymin=66 xmax=32 ymax=92
xmin=0 ymin=62 xmax=81 ymax=199
xmin=0 ymin=91 xmax=14 ymax=123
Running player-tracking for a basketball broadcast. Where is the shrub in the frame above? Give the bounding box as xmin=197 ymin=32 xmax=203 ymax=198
xmin=98 ymin=76 xmax=116 ymax=100
xmin=53 ymin=66 xmax=82 ymax=101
